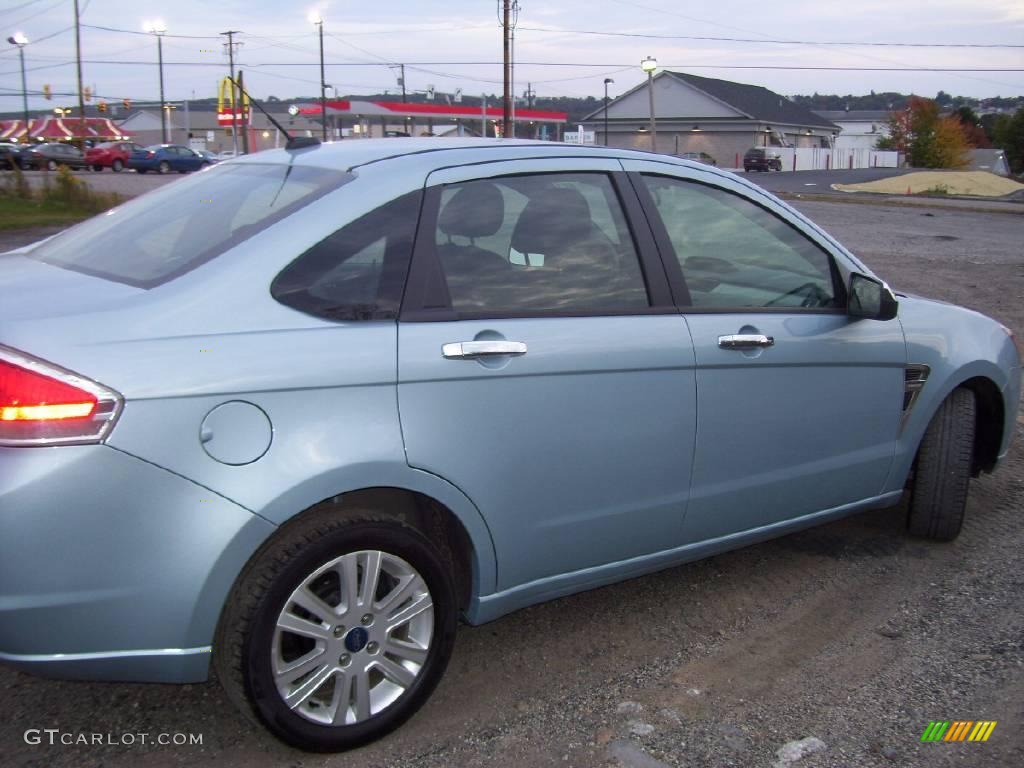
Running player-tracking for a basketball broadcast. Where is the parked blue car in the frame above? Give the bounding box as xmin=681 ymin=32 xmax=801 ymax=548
xmin=0 ymin=139 xmax=1019 ymax=752
xmin=128 ymin=143 xmax=211 ymax=174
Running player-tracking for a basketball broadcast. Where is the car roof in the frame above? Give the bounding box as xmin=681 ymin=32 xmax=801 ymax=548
xmin=229 ymin=137 xmax=715 ymax=176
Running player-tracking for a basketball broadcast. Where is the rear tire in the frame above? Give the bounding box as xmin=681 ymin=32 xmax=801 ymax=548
xmin=906 ymin=388 xmax=976 ymax=541
xmin=214 ymin=509 xmax=457 ymax=752
xmin=92 ymin=164 xmax=103 ymax=172
xmin=158 ymin=160 xmax=170 ymax=174
xmin=46 ymin=160 xmax=57 ymax=171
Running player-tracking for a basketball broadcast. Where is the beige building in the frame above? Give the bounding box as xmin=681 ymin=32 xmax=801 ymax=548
xmin=583 ymin=71 xmax=839 ymax=168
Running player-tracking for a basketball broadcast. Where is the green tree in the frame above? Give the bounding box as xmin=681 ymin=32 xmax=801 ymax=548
xmin=954 ymin=106 xmax=979 ymax=126
xmin=954 ymin=106 xmax=990 ymax=148
xmin=993 ymin=107 xmax=1024 ymax=174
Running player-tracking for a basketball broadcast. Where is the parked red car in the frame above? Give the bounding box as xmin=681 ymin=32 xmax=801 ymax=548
xmin=84 ymin=141 xmax=143 ymax=172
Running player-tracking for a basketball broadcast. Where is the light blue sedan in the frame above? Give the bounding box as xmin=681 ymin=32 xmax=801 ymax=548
xmin=0 ymin=138 xmax=1019 ymax=752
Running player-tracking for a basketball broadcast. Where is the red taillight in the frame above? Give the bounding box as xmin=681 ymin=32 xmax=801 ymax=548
xmin=0 ymin=361 xmax=97 ymax=421
xmin=0 ymin=348 xmax=122 ymax=446
xmin=146 ymin=151 xmax=155 ymax=158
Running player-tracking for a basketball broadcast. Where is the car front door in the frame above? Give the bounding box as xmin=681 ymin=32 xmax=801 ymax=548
xmin=623 ymin=159 xmax=907 ymax=544
xmin=397 ymin=159 xmax=697 ymax=592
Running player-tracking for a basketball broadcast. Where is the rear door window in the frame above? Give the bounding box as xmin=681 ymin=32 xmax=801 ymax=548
xmin=427 ymin=173 xmax=650 ymax=316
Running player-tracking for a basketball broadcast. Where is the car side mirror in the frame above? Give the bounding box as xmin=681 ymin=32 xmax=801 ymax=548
xmin=848 ymin=273 xmax=898 ymax=321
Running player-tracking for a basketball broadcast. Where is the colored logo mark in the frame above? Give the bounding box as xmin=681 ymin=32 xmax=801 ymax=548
xmin=920 ymin=721 xmax=997 ymax=742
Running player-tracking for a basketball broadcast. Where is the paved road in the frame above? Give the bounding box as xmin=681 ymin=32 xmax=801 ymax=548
xmin=740 ymin=167 xmax=914 ymax=195
xmin=1 ymin=200 xmax=1022 ymax=768
xmin=17 ymin=168 xmax=176 ymax=197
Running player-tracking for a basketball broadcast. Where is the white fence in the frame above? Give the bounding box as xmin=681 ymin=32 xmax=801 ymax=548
xmin=765 ymin=147 xmax=900 ymax=171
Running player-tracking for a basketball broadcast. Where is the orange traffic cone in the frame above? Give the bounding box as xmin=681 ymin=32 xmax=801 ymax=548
xmin=906 ymin=185 xmax=912 ymax=195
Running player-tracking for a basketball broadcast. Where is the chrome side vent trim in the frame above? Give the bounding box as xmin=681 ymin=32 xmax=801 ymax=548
xmin=901 ymin=364 xmax=931 ymax=428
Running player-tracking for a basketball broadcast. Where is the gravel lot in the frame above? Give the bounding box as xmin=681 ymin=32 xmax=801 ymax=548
xmin=2 ymin=200 xmax=1022 ymax=768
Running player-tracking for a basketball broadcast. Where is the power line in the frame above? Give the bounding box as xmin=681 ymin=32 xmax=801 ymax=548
xmin=0 ymin=0 xmax=53 ymax=14
xmin=3 ymin=0 xmax=64 ymax=29
xmin=0 ymin=24 xmax=74 ymax=54
xmin=81 ymin=23 xmax=221 ymax=40
xmin=3 ymin=59 xmax=1022 ymax=72
xmin=517 ymin=25 xmax=1024 ymax=49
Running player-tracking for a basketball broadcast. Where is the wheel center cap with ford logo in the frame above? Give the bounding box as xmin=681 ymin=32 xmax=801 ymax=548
xmin=344 ymin=627 xmax=369 ymax=653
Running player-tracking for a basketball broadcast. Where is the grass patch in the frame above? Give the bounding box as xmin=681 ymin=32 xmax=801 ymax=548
xmin=0 ymin=165 xmax=122 ymax=231
xmin=0 ymin=197 xmax=97 ymax=231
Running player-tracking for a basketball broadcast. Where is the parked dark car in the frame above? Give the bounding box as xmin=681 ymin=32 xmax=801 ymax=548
xmin=743 ymin=147 xmax=782 ymax=172
xmin=23 ymin=142 xmax=89 ymax=171
xmin=128 ymin=144 xmax=211 ymax=174
xmin=84 ymin=141 xmax=143 ymax=172
xmin=0 ymin=142 xmax=27 ymax=170
xmin=680 ymin=151 xmax=717 ymax=166
xmin=197 ymin=149 xmax=220 ymax=164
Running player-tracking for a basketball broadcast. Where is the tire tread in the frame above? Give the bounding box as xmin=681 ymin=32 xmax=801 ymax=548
xmin=907 ymin=388 xmax=976 ymax=541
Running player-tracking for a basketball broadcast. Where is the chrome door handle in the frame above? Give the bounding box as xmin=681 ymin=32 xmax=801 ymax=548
xmin=442 ymin=341 xmax=528 ymax=359
xmin=718 ymin=334 xmax=775 ymax=350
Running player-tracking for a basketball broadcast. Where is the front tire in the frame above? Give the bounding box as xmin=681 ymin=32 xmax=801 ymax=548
xmin=906 ymin=388 xmax=976 ymax=541
xmin=46 ymin=159 xmax=57 ymax=171
xmin=112 ymin=159 xmax=124 ymax=172
xmin=215 ymin=511 xmax=457 ymax=752
xmin=158 ymin=160 xmax=170 ymax=174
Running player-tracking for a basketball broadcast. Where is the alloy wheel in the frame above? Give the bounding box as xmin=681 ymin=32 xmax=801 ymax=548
xmin=271 ymin=549 xmax=434 ymax=726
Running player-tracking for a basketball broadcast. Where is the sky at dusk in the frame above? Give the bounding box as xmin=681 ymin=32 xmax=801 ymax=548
xmin=1 ymin=0 xmax=1022 ymax=113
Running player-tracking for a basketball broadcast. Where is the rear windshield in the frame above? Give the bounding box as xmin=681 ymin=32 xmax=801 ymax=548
xmin=30 ymin=163 xmax=350 ymax=288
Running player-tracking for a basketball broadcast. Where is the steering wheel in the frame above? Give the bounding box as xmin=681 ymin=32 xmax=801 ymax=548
xmin=765 ymin=282 xmax=830 ymax=308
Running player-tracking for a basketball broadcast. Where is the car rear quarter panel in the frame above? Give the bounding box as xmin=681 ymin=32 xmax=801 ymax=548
xmin=884 ymin=296 xmax=1021 ymax=493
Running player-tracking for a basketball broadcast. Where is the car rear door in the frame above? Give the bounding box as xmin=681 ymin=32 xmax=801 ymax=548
xmin=397 ymin=158 xmax=697 ymax=592
xmin=622 ymin=158 xmax=907 ymax=544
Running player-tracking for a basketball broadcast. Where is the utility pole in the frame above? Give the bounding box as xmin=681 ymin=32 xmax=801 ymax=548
xmin=399 ymin=64 xmax=407 ymax=102
xmin=509 ymin=2 xmax=518 ymax=138
xmin=73 ymin=0 xmax=85 ymax=140
xmin=315 ymin=18 xmax=326 ymax=141
xmin=501 ymin=0 xmax=511 ymax=138
xmin=222 ymin=30 xmax=241 ymax=154
xmin=238 ymin=70 xmax=250 ymax=154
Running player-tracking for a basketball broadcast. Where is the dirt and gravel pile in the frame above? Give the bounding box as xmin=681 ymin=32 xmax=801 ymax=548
xmin=832 ymin=171 xmax=1024 ymax=197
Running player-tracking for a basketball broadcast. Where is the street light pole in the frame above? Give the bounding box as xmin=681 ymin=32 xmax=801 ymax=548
xmin=641 ymin=56 xmax=658 ymax=153
xmin=7 ymin=33 xmax=30 ymax=134
xmin=311 ymin=13 xmax=327 ymax=141
xmin=603 ymin=77 xmax=614 ymax=146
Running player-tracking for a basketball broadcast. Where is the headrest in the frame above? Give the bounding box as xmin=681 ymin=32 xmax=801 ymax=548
xmin=438 ymin=182 xmax=505 ymax=239
xmin=511 ymin=187 xmax=593 ymax=255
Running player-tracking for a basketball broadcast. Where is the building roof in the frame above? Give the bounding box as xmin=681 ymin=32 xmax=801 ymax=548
xmin=814 ymin=110 xmax=893 ymax=122
xmin=293 ymin=99 xmax=567 ymax=123
xmin=664 ymin=72 xmax=838 ymax=129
